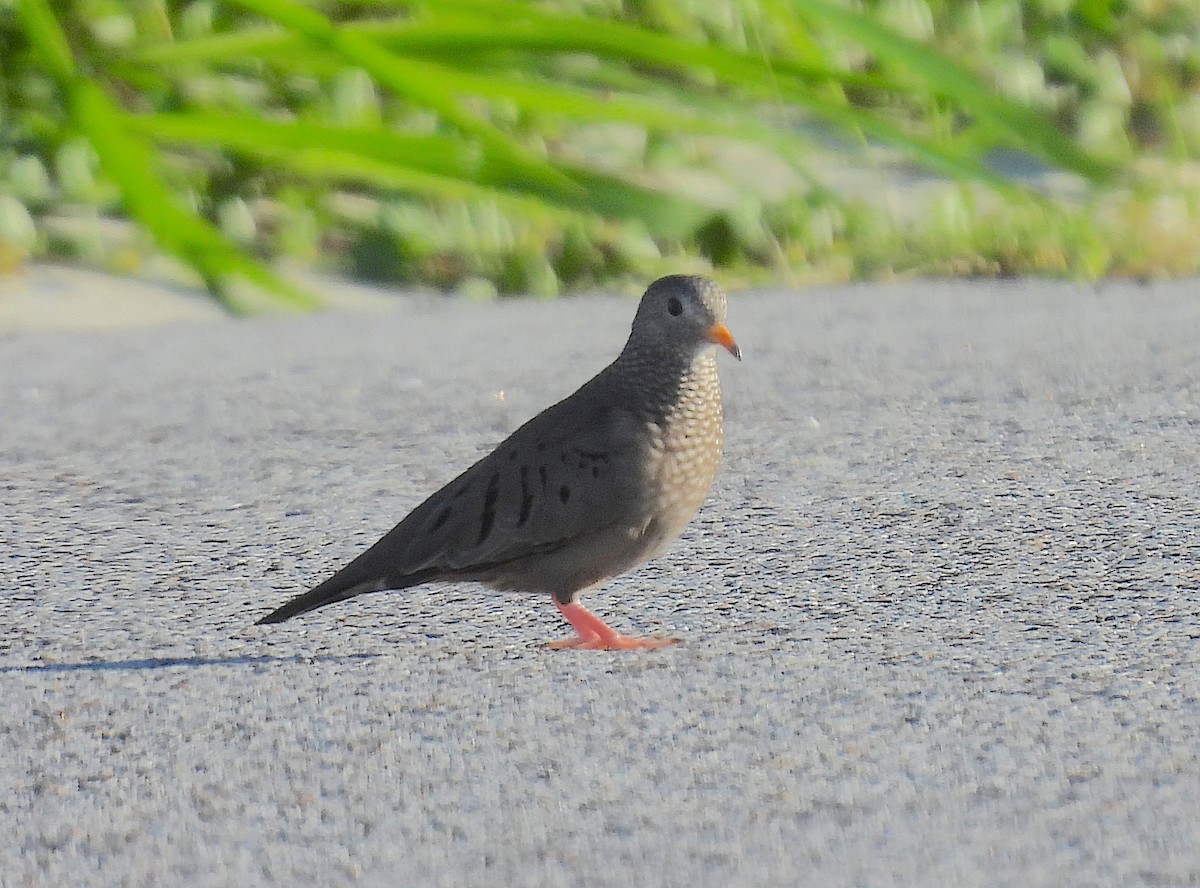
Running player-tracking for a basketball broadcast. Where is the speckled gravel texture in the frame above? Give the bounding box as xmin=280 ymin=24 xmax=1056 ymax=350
xmin=2 ymin=278 xmax=1199 ymax=887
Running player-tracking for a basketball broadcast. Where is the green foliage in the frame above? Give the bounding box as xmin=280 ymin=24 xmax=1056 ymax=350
xmin=2 ymin=0 xmax=1191 ymax=306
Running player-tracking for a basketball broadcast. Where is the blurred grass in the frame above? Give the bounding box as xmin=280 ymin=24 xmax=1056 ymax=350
xmin=1 ymin=0 xmax=1197 ymax=309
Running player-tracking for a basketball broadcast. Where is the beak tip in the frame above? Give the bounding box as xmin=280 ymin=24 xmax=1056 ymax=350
xmin=707 ymin=323 xmax=741 ymax=361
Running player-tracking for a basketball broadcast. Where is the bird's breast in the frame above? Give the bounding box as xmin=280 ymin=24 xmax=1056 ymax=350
xmin=640 ymin=354 xmax=724 ymax=541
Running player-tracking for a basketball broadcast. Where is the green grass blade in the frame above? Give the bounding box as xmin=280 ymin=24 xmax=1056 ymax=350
xmin=549 ymin=164 xmax=713 ymax=237
xmin=14 ymin=0 xmax=77 ymax=79
xmin=255 ymin=148 xmax=591 ymax=223
xmin=127 ymin=113 xmax=480 ymax=178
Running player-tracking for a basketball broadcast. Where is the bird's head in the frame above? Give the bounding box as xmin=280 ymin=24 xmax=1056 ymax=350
xmin=627 ymin=275 xmax=741 ymax=362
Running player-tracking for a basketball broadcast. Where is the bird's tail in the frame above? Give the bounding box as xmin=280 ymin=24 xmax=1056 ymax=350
xmin=255 ymin=574 xmax=377 ymax=624
xmin=255 ymin=547 xmax=438 ymax=625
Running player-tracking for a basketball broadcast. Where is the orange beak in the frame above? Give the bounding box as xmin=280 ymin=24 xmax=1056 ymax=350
xmin=707 ymin=323 xmax=742 ymax=361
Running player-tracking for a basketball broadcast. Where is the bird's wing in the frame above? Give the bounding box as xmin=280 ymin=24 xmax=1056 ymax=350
xmin=386 ymin=387 xmax=653 ymax=577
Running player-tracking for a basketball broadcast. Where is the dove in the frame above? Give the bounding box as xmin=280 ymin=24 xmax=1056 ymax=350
xmin=257 ymin=274 xmax=739 ymax=649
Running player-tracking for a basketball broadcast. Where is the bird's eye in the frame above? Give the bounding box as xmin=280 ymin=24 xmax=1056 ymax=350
xmin=666 ymin=296 xmax=683 ymax=316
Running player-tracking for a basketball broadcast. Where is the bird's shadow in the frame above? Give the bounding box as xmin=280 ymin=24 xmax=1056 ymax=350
xmin=0 ymin=653 xmax=381 ymax=674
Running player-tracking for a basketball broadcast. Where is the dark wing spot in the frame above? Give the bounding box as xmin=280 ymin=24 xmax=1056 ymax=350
xmin=576 ymin=449 xmax=610 ymax=464
xmin=430 ymin=507 xmax=452 ymax=533
xmin=517 ymin=466 xmax=534 ymax=527
xmin=508 ymin=449 xmax=519 ymax=461
xmin=538 ymin=466 xmax=548 ymax=489
xmin=478 ymin=472 xmax=500 ymax=544
xmin=559 ymin=485 xmax=570 ymax=504
xmin=570 ymin=448 xmax=611 ymax=473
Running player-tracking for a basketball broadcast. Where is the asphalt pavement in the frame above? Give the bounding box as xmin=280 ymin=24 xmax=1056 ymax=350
xmin=2 ymin=273 xmax=1198 ymax=887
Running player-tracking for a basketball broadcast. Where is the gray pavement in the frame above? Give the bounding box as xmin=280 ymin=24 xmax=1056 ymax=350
xmin=2 ymin=274 xmax=1199 ymax=887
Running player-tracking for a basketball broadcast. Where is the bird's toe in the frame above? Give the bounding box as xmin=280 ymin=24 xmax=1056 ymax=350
xmin=546 ymin=634 xmax=679 ymax=651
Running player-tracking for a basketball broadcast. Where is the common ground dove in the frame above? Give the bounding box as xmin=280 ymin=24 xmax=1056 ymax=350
xmin=257 ymin=274 xmax=740 ymax=649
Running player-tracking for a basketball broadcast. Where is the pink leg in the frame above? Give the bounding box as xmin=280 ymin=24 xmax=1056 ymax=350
xmin=547 ymin=600 xmax=678 ymax=651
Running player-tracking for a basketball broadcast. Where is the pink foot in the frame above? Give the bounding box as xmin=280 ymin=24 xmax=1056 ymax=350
xmin=548 ymin=600 xmax=679 ymax=651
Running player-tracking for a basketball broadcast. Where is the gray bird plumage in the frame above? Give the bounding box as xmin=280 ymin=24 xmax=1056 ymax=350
xmin=256 ymin=274 xmax=740 ymax=649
